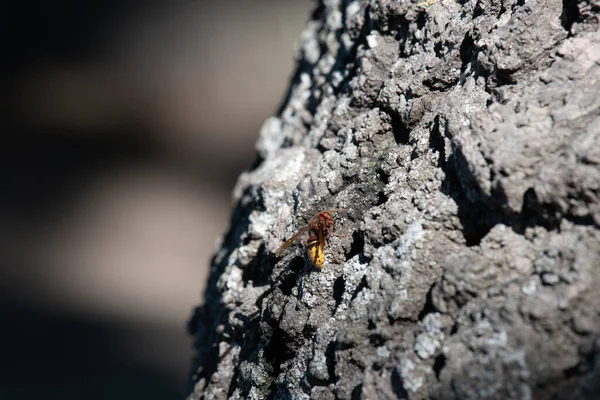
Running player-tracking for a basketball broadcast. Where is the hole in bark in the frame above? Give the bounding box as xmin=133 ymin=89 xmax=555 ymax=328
xmin=375 ymin=191 xmax=389 ymax=206
xmin=377 ymin=167 xmax=390 ymax=184
xmin=473 ymin=1 xmax=485 ymax=18
xmin=368 ymin=333 xmax=385 ymax=347
xmin=316 ymin=142 xmax=328 ymax=154
xmin=496 ymin=67 xmax=517 ymax=86
xmin=242 ymin=244 xmax=272 ymax=286
xmin=351 ymin=384 xmax=363 ymax=400
xmin=343 ymin=173 xmax=360 ymax=185
xmin=416 ymin=12 xmax=427 ymax=29
xmin=560 ymin=0 xmax=579 ymax=32
xmin=450 ymin=322 xmax=459 ymax=335
xmin=382 ymin=108 xmax=410 ymax=145
xmin=434 ymin=40 xmax=445 ymax=58
xmin=428 ymin=115 xmax=445 ymax=168
xmin=307 ymin=373 xmax=329 ymax=388
xmin=326 ymin=341 xmax=337 ymax=383
xmin=346 ymin=231 xmax=365 ymax=260
xmin=303 ymin=324 xmax=317 ymax=339
xmin=520 ymin=188 xmax=561 ymax=231
xmin=433 ymin=354 xmax=447 ymax=380
xmin=280 ymin=256 xmax=304 ymax=296
xmin=391 ymin=367 xmax=410 ymax=399
xmin=498 ymin=1 xmax=507 ymax=18
xmin=264 ymin=328 xmax=296 ymax=377
xmin=418 ymin=284 xmax=436 ymax=320
xmin=333 ymin=275 xmax=345 ymax=307
xmin=459 ymin=32 xmax=475 ymax=72
xmin=410 ymin=148 xmax=420 ymax=160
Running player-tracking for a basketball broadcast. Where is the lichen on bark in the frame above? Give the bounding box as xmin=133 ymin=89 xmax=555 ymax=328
xmin=188 ymin=0 xmax=600 ymax=399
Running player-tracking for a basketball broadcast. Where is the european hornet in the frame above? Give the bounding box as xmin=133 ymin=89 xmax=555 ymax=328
xmin=276 ymin=209 xmax=345 ymax=268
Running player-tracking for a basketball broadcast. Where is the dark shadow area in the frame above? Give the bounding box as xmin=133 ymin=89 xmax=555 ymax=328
xmin=2 ymin=1 xmax=141 ymax=71
xmin=417 ymin=284 xmax=436 ymax=321
xmin=0 ymin=297 xmax=181 ymax=400
xmin=440 ymin=149 xmax=496 ymax=246
xmin=430 ymin=115 xmax=497 ymax=246
xmin=459 ymin=32 xmax=475 ymax=73
xmin=1 ymin=2 xmax=189 ymax=396
xmin=0 ymin=127 xmax=193 ymax=399
xmin=1 ymin=1 xmax=243 ymax=398
xmin=383 ymin=107 xmax=411 ymax=145
xmin=0 ymin=127 xmax=157 ymax=227
xmin=560 ymin=0 xmax=580 ymax=33
xmin=390 ymin=367 xmax=409 ymax=399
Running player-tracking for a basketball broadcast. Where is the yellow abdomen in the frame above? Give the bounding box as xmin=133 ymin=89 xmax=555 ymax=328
xmin=306 ymin=238 xmax=325 ymax=268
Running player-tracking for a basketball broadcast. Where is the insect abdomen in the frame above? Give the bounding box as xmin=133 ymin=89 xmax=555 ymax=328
xmin=306 ymin=236 xmax=325 ymax=268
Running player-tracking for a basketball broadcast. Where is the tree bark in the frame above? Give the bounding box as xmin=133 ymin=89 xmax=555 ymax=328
xmin=188 ymin=0 xmax=600 ymax=399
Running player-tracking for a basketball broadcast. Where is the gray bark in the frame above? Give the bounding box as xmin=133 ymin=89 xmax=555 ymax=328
xmin=187 ymin=0 xmax=600 ymax=399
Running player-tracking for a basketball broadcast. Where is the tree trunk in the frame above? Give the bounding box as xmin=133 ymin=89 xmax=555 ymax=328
xmin=187 ymin=0 xmax=600 ymax=399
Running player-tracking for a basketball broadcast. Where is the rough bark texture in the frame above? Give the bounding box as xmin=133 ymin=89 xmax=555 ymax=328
xmin=187 ymin=0 xmax=600 ymax=399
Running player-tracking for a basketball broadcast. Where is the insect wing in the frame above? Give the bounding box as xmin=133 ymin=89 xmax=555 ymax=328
xmin=316 ymin=225 xmax=326 ymax=267
xmin=276 ymin=225 xmax=310 ymax=256
xmin=318 ymin=223 xmax=325 ymax=248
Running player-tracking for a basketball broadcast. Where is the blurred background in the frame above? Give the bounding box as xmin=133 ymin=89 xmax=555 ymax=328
xmin=1 ymin=0 xmax=311 ymax=398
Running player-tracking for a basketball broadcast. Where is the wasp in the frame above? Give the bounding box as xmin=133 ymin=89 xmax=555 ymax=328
xmin=276 ymin=209 xmax=345 ymax=268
